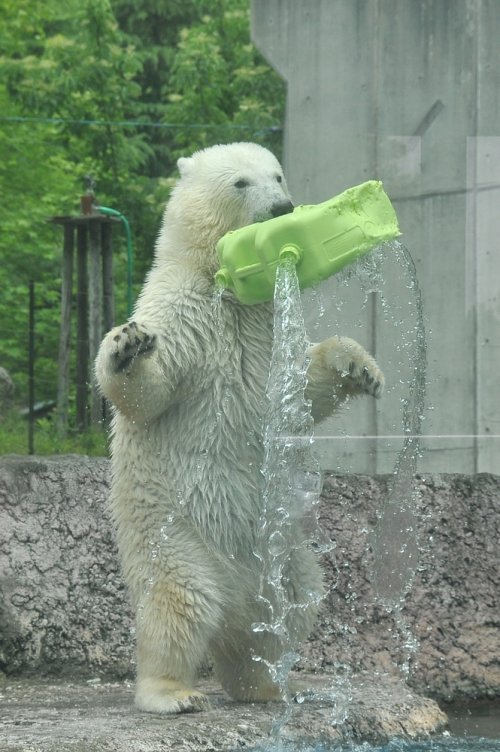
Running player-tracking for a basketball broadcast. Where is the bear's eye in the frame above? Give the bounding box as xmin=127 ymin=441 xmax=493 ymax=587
xmin=234 ymin=179 xmax=249 ymax=189
xmin=276 ymin=175 xmax=283 ymax=184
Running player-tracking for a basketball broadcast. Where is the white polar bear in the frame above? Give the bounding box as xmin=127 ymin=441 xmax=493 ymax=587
xmin=95 ymin=142 xmax=384 ymax=714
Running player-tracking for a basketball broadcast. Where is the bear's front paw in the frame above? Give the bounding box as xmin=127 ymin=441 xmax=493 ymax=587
xmin=108 ymin=321 xmax=157 ymax=374
xmin=346 ymin=355 xmax=385 ymax=398
xmin=308 ymin=336 xmax=385 ymax=399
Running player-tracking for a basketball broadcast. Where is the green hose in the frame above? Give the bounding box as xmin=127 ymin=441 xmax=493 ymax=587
xmin=97 ymin=206 xmax=134 ymax=317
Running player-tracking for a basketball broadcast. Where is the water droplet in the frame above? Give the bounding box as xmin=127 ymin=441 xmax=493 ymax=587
xmin=268 ymin=530 xmax=287 ymax=557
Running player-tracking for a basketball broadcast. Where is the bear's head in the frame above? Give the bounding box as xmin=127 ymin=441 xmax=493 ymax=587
xmin=158 ymin=142 xmax=293 ymax=275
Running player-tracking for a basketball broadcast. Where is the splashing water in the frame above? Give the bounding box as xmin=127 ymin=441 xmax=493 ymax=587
xmin=367 ymin=241 xmax=427 ymax=608
xmin=248 ymin=738 xmax=500 ymax=752
xmin=319 ymin=239 xmax=427 ymax=677
xmin=360 ymin=241 xmax=427 ymax=678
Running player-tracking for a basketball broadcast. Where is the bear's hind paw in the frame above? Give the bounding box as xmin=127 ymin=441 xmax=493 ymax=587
xmin=135 ymin=677 xmax=210 ymax=714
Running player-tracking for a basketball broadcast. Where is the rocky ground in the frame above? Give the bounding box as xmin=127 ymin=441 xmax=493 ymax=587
xmin=0 ymin=455 xmax=499 ymax=750
xmin=0 ymin=674 xmax=448 ymax=752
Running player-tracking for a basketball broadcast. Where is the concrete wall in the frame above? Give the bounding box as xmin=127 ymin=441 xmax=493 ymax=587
xmin=252 ymin=0 xmax=500 ymax=474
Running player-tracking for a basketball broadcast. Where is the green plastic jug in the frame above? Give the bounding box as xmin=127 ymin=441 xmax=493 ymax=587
xmin=215 ymin=180 xmax=400 ymax=305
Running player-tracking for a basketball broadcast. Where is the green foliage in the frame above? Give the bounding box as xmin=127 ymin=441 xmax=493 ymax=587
xmin=165 ymin=0 xmax=284 ymax=158
xmin=0 ymin=411 xmax=108 ymax=456
xmin=0 ymin=0 xmax=285 ymax=453
xmin=0 ymin=86 xmax=75 ymax=401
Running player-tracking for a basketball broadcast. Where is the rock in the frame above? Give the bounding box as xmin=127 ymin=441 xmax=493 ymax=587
xmin=0 ymin=455 xmax=133 ymax=678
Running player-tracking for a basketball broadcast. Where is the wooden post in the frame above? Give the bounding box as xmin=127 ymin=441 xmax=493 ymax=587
xmin=76 ymin=224 xmax=89 ymax=431
xmin=88 ymin=221 xmax=103 ymax=427
xmin=56 ymin=224 xmax=74 ymax=435
xmin=50 ymin=212 xmax=116 ymax=434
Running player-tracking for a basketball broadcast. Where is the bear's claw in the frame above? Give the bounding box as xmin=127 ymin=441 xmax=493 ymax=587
xmin=177 ymin=691 xmax=211 ymax=713
xmin=109 ymin=321 xmax=157 ymax=373
xmin=135 ymin=678 xmax=210 ymax=714
xmin=349 ymin=363 xmax=384 ymax=398
xmin=309 ymin=336 xmax=385 ymax=399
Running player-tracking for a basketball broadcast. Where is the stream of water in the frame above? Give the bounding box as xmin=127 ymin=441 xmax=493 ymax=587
xmin=252 ymin=257 xmax=328 ymax=740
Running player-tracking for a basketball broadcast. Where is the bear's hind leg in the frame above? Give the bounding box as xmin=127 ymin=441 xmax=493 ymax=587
xmin=212 ymin=547 xmax=323 ymax=703
xmin=134 ymin=566 xmax=222 ymax=714
xmin=211 ymin=630 xmax=284 ymax=703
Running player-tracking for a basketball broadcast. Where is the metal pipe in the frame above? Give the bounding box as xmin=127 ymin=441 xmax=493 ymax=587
xmin=97 ymin=206 xmax=133 ymax=317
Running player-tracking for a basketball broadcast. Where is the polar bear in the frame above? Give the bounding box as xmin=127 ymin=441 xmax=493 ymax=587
xmin=95 ymin=142 xmax=384 ymax=714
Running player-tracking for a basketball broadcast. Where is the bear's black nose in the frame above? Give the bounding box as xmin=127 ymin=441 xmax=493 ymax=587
xmin=271 ymin=200 xmax=294 ymax=218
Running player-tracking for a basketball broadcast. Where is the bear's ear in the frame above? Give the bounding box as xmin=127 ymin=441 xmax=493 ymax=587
xmin=177 ymin=157 xmax=194 ymax=178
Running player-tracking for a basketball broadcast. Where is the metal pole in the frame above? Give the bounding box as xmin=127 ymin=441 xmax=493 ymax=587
xmin=101 ymin=221 xmax=114 ymax=332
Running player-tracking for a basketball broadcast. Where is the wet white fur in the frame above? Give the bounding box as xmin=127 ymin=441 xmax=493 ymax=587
xmin=95 ymin=142 xmax=384 ymax=713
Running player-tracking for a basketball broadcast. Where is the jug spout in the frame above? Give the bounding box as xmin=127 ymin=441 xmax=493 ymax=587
xmin=214 ymin=267 xmax=232 ymax=290
xmin=278 ymin=245 xmax=302 ymax=265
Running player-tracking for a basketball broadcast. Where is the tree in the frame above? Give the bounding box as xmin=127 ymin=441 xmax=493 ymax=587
xmin=0 ymin=0 xmax=153 ymax=406
xmin=0 ymin=0 xmax=285 ymax=433
xmin=164 ymin=0 xmax=284 ymax=159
